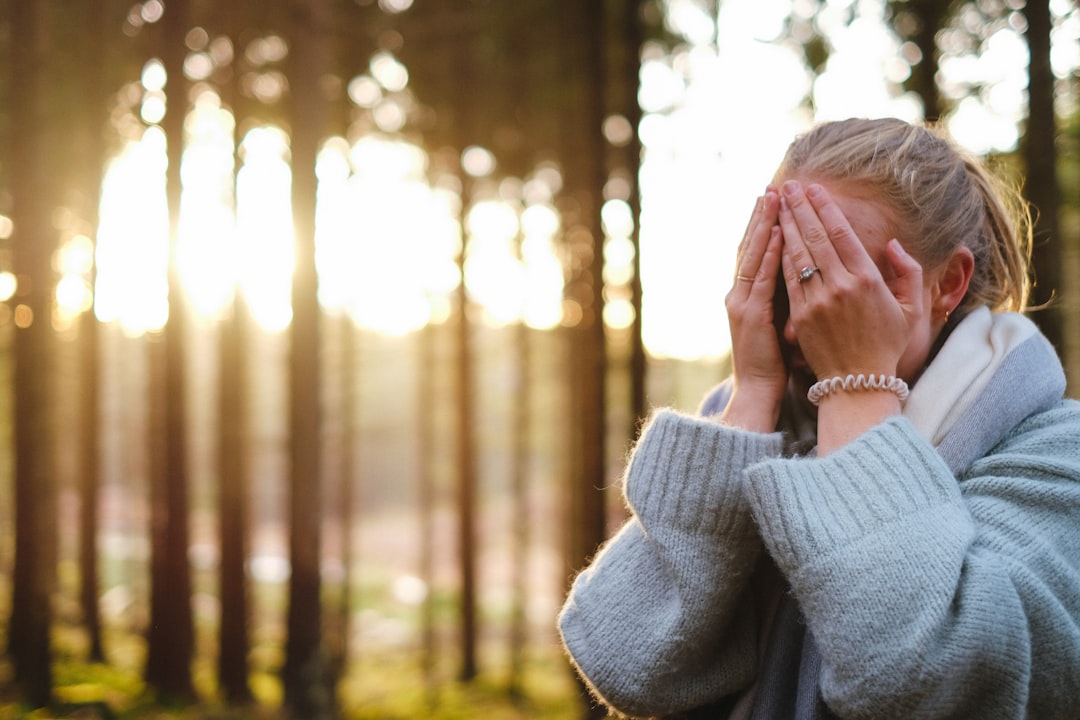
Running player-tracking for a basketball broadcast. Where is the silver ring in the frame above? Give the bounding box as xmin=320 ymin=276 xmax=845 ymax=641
xmin=797 ymin=266 xmax=820 ymax=283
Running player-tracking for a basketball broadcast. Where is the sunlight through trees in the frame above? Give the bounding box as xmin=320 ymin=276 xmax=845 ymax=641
xmin=0 ymin=0 xmax=1077 ymax=717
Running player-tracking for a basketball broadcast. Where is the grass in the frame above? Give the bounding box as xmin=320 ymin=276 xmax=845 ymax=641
xmin=0 ymin=615 xmax=594 ymax=719
xmin=0 ymin=655 xmax=588 ymax=719
xmin=0 ymin=493 xmax=609 ymax=718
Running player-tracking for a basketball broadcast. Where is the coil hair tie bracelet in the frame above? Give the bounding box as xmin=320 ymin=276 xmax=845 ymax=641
xmin=807 ymin=373 xmax=910 ymax=406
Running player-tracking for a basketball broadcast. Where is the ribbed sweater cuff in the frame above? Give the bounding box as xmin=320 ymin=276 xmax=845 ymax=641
xmin=744 ymin=417 xmax=963 ymax=574
xmin=625 ymin=409 xmax=785 ymax=539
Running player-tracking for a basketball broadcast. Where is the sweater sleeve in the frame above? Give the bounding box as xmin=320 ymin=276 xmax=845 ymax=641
xmin=744 ymin=406 xmax=1080 ymax=720
xmin=558 ymin=409 xmax=785 ymax=718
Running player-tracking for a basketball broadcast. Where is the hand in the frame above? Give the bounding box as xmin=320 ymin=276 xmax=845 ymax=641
xmin=720 ymin=187 xmax=787 ymax=432
xmin=777 ymin=180 xmax=924 ymax=382
xmin=777 ymin=180 xmax=926 ymax=453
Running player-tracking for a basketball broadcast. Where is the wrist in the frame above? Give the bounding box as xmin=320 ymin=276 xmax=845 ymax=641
xmin=816 ymin=390 xmax=902 ymax=454
xmin=719 ymin=387 xmax=783 ymax=433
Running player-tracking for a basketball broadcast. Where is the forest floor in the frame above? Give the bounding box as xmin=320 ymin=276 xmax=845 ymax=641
xmin=0 ymin=498 xmax=613 ymax=719
xmin=0 ymin=645 xmax=599 ymax=719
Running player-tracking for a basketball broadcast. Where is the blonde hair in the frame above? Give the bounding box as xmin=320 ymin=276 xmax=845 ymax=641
xmin=775 ymin=117 xmax=1032 ymax=312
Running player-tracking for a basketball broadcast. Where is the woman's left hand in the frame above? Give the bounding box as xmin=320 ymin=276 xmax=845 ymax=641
xmin=776 ymin=180 xmax=923 ymax=383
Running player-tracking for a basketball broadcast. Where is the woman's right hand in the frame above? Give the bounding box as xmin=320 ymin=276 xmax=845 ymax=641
xmin=720 ymin=188 xmax=788 ymax=433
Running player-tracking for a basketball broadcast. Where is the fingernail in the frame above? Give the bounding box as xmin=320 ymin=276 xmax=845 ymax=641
xmin=782 ymin=180 xmax=799 ymax=196
xmin=806 ymin=183 xmax=824 ymax=200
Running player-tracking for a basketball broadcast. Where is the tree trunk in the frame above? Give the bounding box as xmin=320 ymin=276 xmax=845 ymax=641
xmin=560 ymin=4 xmax=610 ymax=718
xmin=218 ymin=294 xmax=254 ymax=704
xmin=454 ymin=194 xmax=479 ymax=684
xmin=216 ymin=0 xmax=255 ymax=704
xmin=330 ymin=312 xmax=358 ymax=683
xmin=78 ymin=276 xmax=105 ymax=665
xmin=417 ymin=322 xmax=438 ymax=701
xmin=908 ymin=0 xmax=948 ymax=122
xmin=491 ymin=4 xmax=534 ymax=699
xmin=616 ymin=0 xmax=646 ymax=427
xmin=562 ymin=0 xmax=610 ymax=580
xmin=8 ymin=0 xmax=55 ymax=705
xmin=450 ymin=0 xmax=480 ymax=684
xmin=508 ymin=322 xmax=531 ymax=700
xmin=283 ymin=0 xmax=334 ymax=716
xmin=1023 ymin=0 xmax=1063 ymax=355
xmin=75 ymin=0 xmax=113 ymax=666
xmin=144 ymin=0 xmax=196 ymax=701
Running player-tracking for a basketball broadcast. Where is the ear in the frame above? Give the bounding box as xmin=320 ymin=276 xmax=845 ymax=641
xmin=931 ymin=246 xmax=974 ymax=320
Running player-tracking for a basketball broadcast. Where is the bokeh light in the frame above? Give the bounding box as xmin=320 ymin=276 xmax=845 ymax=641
xmin=237 ymin=126 xmax=294 ymax=332
xmin=80 ymin=1 xmax=1077 ymax=360
xmin=371 ymin=51 xmax=409 ymax=92
xmin=462 ymin=146 xmax=496 ymax=178
xmin=0 ymin=272 xmax=16 ymax=302
xmin=95 ymin=126 xmax=170 ymax=334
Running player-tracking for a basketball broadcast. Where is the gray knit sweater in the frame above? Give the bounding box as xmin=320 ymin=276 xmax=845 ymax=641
xmin=559 ymin=320 xmax=1080 ymax=719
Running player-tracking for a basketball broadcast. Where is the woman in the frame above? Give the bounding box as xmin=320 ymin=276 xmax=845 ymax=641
xmin=558 ymin=118 xmax=1080 ymax=719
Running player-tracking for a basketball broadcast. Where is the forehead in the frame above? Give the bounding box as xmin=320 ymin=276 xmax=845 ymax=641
xmin=788 ymin=174 xmax=901 ymax=265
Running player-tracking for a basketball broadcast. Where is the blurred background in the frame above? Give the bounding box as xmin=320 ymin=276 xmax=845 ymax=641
xmin=0 ymin=0 xmax=1077 ymax=718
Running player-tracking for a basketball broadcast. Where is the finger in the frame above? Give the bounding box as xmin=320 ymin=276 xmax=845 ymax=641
xmin=804 ymin=183 xmax=878 ymax=277
xmin=734 ymin=194 xmax=764 ymax=267
xmin=778 ymin=180 xmax=843 ymax=279
xmin=734 ymin=189 xmax=780 ymax=289
xmin=884 ymin=239 xmax=924 ymax=309
xmin=736 ymin=188 xmax=778 ymax=260
xmin=734 ymin=190 xmax=772 ymax=268
xmin=777 ymin=196 xmax=820 ymax=289
xmin=780 ymin=240 xmax=807 ymax=299
xmin=748 ymin=226 xmax=783 ymax=298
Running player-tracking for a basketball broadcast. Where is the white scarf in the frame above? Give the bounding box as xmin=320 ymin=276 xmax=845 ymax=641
xmin=904 ymin=306 xmax=1038 ymax=445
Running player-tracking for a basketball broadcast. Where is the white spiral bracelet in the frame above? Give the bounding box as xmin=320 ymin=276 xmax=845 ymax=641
xmin=807 ymin=373 xmax=910 ymax=406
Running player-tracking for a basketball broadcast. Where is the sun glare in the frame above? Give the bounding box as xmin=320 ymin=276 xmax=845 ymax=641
xmin=319 ymin=135 xmax=458 ymax=335
xmin=178 ymin=90 xmax=239 ymax=318
xmin=236 ymin=126 xmax=294 ymax=332
xmin=90 ymin=104 xmax=566 ymax=338
xmin=465 ymin=200 xmax=524 ymax=327
xmin=95 ymin=128 xmax=169 ymax=335
xmin=71 ymin=3 xmax=1077 ymax=360
xmin=519 ymin=204 xmax=564 ymax=330
xmin=637 ymin=0 xmax=809 ymax=360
